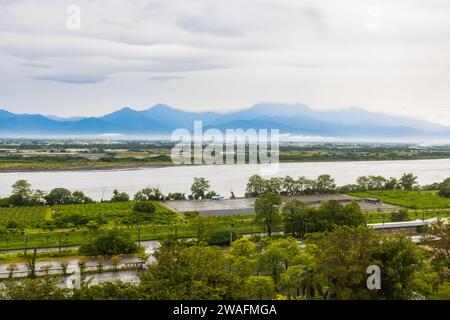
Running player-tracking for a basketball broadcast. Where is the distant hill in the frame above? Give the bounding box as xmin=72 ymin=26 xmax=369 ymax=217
xmin=0 ymin=103 xmax=448 ymax=139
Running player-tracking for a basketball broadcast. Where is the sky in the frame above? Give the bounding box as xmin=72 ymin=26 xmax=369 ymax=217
xmin=0 ymin=0 xmax=450 ymax=125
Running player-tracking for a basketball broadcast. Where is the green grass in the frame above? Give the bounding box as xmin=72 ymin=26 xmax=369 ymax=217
xmin=53 ymin=201 xmax=136 ymax=220
xmin=364 ymin=209 xmax=450 ymax=223
xmin=351 ymin=190 xmax=450 ymax=209
xmin=0 ymin=212 xmax=262 ymax=251
xmin=0 ymin=201 xmax=176 ymax=229
xmin=0 ymin=206 xmax=47 ymax=227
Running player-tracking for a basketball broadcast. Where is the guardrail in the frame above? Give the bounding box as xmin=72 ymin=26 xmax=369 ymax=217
xmin=0 ymin=261 xmax=145 ymax=280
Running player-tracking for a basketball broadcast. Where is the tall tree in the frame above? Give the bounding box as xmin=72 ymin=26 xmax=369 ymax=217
xmin=10 ymin=180 xmax=33 ymax=206
xmin=399 ymin=173 xmax=418 ymax=190
xmin=282 ymin=199 xmax=309 ymax=237
xmin=254 ymin=193 xmax=282 ymax=236
xmin=190 ymin=177 xmax=211 ymax=200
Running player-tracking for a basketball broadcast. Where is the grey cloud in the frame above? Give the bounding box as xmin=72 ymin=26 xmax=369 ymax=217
xmin=20 ymin=62 xmax=53 ymax=69
xmin=148 ymin=76 xmax=186 ymax=81
xmin=32 ymin=74 xmax=109 ymax=84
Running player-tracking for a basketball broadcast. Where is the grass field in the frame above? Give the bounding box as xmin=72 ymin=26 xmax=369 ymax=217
xmin=363 ymin=209 xmax=450 ymax=223
xmin=1 ymin=189 xmax=450 ymax=251
xmin=351 ymin=190 xmax=450 ymax=209
xmin=0 ymin=201 xmax=176 ymax=229
xmin=0 ymin=206 xmax=47 ymax=227
xmin=52 ymin=201 xmax=173 ymax=221
xmin=0 ymin=214 xmax=262 ymax=251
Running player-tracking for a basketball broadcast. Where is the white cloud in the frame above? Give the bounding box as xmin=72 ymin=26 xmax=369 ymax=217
xmin=0 ymin=0 xmax=449 ymax=125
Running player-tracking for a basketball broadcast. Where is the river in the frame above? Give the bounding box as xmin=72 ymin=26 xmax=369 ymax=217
xmin=0 ymin=159 xmax=449 ymax=200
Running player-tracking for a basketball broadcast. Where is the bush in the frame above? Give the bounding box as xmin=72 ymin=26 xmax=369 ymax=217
xmin=79 ymin=231 xmax=138 ymax=256
xmin=438 ymin=184 xmax=450 ymax=198
xmin=206 ymin=229 xmax=239 ymax=246
xmin=54 ymin=213 xmax=90 ymax=228
xmin=0 ymin=197 xmax=12 ymax=207
xmin=390 ymin=209 xmax=410 ymax=222
xmin=6 ymin=221 xmax=22 ymax=230
xmin=110 ymin=189 xmax=130 ymax=202
xmin=133 ymin=201 xmax=156 ymax=214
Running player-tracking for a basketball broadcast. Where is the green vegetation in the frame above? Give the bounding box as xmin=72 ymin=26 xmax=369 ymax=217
xmin=438 ymin=178 xmax=450 ymax=198
xmin=1 ymin=225 xmax=447 ymax=300
xmin=254 ymin=192 xmax=282 ymax=236
xmin=1 ymin=141 xmax=450 ymax=171
xmin=79 ymin=231 xmax=138 ymax=256
xmin=282 ymin=199 xmax=365 ymax=238
xmin=0 ymin=206 xmax=46 ymax=229
xmin=0 ymin=249 xmax=78 ymax=264
xmin=351 ymin=190 xmax=450 ymax=209
xmin=244 ymin=172 xmax=425 ymax=197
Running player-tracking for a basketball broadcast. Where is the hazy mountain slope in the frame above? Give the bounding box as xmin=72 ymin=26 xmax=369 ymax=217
xmin=0 ymin=103 xmax=447 ymax=138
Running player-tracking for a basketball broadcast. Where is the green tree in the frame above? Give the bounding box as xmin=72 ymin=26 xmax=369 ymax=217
xmin=245 ymin=175 xmax=266 ymax=197
xmin=228 ymin=238 xmax=258 ymax=277
xmin=315 ymin=174 xmax=336 ymax=194
xmin=384 ymin=177 xmax=398 ymax=190
xmin=71 ymin=281 xmax=142 ymax=300
xmin=282 ymin=199 xmax=309 ymax=237
xmin=316 ymin=226 xmax=380 ymax=300
xmin=438 ymin=178 xmax=450 ymax=198
xmin=10 ymin=179 xmax=33 ymax=206
xmin=423 ymin=220 xmax=450 ymax=271
xmin=280 ymin=261 xmax=322 ymax=300
xmin=44 ymin=188 xmax=73 ymax=205
xmin=139 ymin=241 xmax=241 ymax=299
xmin=190 ymin=177 xmax=211 ymax=200
xmin=259 ymin=238 xmax=301 ymax=288
xmin=390 ymin=209 xmax=409 ymax=222
xmin=372 ymin=235 xmax=423 ymax=299
xmin=111 ymin=189 xmax=130 ymax=202
xmin=282 ymin=176 xmax=297 ymax=195
xmin=79 ymin=231 xmax=138 ymax=256
xmin=0 ymin=277 xmax=69 ymax=300
xmin=399 ymin=173 xmax=418 ymax=190
xmin=254 ymin=193 xmax=282 ymax=236
xmin=316 ymin=200 xmax=365 ymax=231
xmin=245 ymin=276 xmax=275 ymax=300
xmin=134 ymin=187 xmax=165 ymax=201
xmin=72 ymin=190 xmax=94 ymax=204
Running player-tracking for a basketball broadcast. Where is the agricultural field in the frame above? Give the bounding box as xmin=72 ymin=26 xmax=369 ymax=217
xmin=0 ymin=210 xmax=259 ymax=251
xmin=351 ymin=190 xmax=450 ymax=209
xmin=51 ymin=201 xmax=178 ymax=222
xmin=0 ymin=201 xmax=176 ymax=229
xmin=53 ymin=201 xmax=137 ymax=220
xmin=0 ymin=206 xmax=47 ymax=228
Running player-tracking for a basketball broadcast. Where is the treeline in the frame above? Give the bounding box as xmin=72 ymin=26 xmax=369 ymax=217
xmin=1 ymin=173 xmax=448 ymax=208
xmin=0 ymin=177 xmax=219 ymax=208
xmin=1 ymin=222 xmax=449 ymax=300
xmin=245 ymin=173 xmax=450 ymax=197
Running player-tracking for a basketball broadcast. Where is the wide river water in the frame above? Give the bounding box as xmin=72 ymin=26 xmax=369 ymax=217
xmin=0 ymin=159 xmax=449 ymax=200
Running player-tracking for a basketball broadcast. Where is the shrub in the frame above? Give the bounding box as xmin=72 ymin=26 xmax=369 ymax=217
xmin=438 ymin=184 xmax=450 ymax=198
xmin=133 ymin=201 xmax=156 ymax=214
xmin=390 ymin=209 xmax=410 ymax=222
xmin=54 ymin=213 xmax=90 ymax=228
xmin=110 ymin=189 xmax=130 ymax=202
xmin=79 ymin=231 xmax=138 ymax=256
xmin=206 ymin=229 xmax=239 ymax=246
xmin=0 ymin=197 xmax=12 ymax=207
xmin=129 ymin=201 xmax=177 ymax=224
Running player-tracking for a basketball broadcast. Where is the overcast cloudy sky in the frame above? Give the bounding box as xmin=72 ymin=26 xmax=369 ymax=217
xmin=0 ymin=0 xmax=449 ymax=125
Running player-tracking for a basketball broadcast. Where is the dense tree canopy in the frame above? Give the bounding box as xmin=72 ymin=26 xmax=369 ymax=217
xmin=254 ymin=193 xmax=282 ymax=236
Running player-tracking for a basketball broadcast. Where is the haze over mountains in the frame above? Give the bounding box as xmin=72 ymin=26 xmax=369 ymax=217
xmin=0 ymin=103 xmax=448 ymax=140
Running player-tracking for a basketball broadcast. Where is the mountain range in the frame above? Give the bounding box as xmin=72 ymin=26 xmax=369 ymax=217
xmin=0 ymin=103 xmax=448 ymax=139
